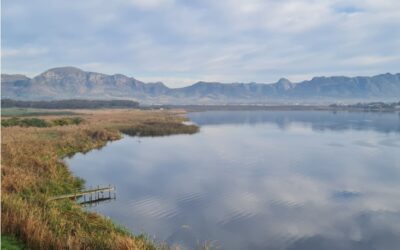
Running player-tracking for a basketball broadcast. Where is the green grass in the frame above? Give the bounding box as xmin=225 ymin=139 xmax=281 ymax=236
xmin=51 ymin=117 xmax=83 ymax=126
xmin=1 ymin=108 xmax=77 ymax=117
xmin=1 ymin=235 xmax=25 ymax=250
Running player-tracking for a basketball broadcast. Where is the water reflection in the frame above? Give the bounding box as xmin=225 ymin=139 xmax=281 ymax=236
xmin=188 ymin=111 xmax=400 ymax=133
xmin=66 ymin=111 xmax=400 ymax=250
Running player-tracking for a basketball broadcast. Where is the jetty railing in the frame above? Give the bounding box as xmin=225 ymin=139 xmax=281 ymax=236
xmin=48 ymin=184 xmax=116 ymax=205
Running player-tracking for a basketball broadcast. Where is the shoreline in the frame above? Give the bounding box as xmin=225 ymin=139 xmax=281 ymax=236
xmin=1 ymin=109 xmax=198 ymax=249
xmin=143 ymin=104 xmax=400 ymax=113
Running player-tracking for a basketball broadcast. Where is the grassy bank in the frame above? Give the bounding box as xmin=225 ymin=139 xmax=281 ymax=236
xmin=1 ymin=109 xmax=198 ymax=249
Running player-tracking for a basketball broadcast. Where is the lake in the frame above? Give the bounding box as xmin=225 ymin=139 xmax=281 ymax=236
xmin=66 ymin=111 xmax=400 ymax=250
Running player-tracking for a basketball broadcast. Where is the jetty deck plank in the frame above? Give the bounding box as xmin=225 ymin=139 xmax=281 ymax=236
xmin=48 ymin=186 xmax=115 ymax=201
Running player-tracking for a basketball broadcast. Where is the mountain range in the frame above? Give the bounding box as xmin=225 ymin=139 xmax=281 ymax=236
xmin=2 ymin=67 xmax=399 ymax=104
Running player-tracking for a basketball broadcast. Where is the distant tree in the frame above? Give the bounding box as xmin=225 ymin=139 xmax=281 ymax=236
xmin=1 ymin=99 xmax=139 ymax=109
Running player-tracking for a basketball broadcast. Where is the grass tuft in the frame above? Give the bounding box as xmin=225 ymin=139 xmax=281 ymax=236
xmin=1 ymin=234 xmax=25 ymax=250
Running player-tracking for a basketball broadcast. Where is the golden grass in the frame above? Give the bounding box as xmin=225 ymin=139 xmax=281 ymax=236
xmin=1 ymin=109 xmax=198 ymax=249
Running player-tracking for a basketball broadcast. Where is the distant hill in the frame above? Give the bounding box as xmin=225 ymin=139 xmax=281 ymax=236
xmin=2 ymin=67 xmax=399 ymax=104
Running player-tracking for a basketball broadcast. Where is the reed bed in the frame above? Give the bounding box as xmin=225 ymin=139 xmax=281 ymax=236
xmin=1 ymin=109 xmax=198 ymax=249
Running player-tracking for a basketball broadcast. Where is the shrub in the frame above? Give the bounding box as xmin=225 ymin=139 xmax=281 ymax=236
xmin=19 ymin=118 xmax=49 ymax=127
xmin=51 ymin=117 xmax=83 ymax=126
xmin=1 ymin=117 xmax=83 ymax=128
xmin=1 ymin=118 xmax=49 ymax=127
xmin=1 ymin=117 xmax=21 ymax=127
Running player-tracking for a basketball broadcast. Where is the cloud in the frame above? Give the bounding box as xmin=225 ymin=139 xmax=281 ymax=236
xmin=2 ymin=47 xmax=48 ymax=57
xmin=342 ymin=55 xmax=400 ymax=67
xmin=126 ymin=0 xmax=174 ymax=9
xmin=2 ymin=0 xmax=399 ymax=86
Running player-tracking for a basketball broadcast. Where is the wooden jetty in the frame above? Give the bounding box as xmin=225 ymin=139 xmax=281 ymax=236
xmin=48 ymin=185 xmax=116 ymax=204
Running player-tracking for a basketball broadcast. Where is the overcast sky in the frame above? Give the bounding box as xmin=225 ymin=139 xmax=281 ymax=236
xmin=2 ymin=0 xmax=400 ymax=87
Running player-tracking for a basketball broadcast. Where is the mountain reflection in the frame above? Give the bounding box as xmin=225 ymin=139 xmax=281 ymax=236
xmin=67 ymin=111 xmax=400 ymax=250
xmin=188 ymin=111 xmax=400 ymax=133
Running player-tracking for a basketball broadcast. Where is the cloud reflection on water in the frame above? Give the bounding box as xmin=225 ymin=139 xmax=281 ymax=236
xmin=67 ymin=111 xmax=400 ymax=249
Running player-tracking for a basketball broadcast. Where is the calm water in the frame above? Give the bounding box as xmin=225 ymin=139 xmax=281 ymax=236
xmin=66 ymin=111 xmax=400 ymax=250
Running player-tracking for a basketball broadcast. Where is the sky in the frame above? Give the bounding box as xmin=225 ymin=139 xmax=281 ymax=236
xmin=2 ymin=0 xmax=400 ymax=87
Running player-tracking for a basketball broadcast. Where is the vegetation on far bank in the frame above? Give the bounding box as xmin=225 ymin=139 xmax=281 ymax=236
xmin=1 ymin=107 xmax=77 ymax=117
xmin=2 ymin=99 xmax=139 ymax=109
xmin=1 ymin=117 xmax=83 ymax=128
xmin=1 ymin=109 xmax=198 ymax=249
xmin=330 ymin=101 xmax=400 ymax=111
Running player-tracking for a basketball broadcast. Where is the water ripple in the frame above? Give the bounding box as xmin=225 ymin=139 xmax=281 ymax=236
xmin=269 ymin=198 xmax=304 ymax=209
xmin=129 ymin=197 xmax=179 ymax=220
xmin=217 ymin=210 xmax=256 ymax=226
xmin=177 ymin=192 xmax=203 ymax=204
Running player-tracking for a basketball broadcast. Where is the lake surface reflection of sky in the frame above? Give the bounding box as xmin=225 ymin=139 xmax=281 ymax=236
xmin=66 ymin=111 xmax=400 ymax=250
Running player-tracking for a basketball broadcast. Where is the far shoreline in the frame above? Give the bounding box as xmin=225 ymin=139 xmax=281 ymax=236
xmin=143 ymin=102 xmax=400 ymax=113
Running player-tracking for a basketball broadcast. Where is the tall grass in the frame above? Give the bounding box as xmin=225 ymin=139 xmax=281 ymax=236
xmin=1 ymin=109 xmax=198 ymax=249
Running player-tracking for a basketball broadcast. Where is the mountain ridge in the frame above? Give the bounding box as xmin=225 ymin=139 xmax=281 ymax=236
xmin=2 ymin=67 xmax=399 ymax=104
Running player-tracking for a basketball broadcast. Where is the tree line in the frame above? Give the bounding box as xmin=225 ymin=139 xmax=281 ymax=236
xmin=1 ymin=99 xmax=139 ymax=109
